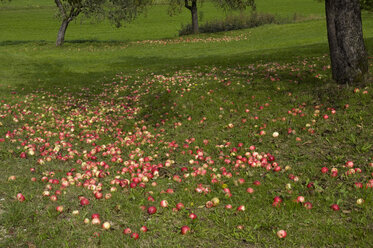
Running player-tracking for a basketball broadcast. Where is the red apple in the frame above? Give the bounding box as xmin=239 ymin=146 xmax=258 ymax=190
xmin=205 ymin=201 xmax=213 ymax=208
xmin=189 ymin=213 xmax=197 ymax=220
xmin=105 ymin=193 xmax=112 ymax=199
xmin=176 ymin=202 xmax=185 ymax=210
xmin=160 ymin=200 xmax=168 ymax=208
xmin=237 ymin=205 xmax=245 ymax=211
xmin=253 ymin=180 xmax=261 ymax=186
xmin=304 ymin=202 xmax=313 ymax=209
xmin=147 ymin=206 xmax=157 ymax=215
xmin=80 ymin=198 xmax=90 ymax=206
xmin=91 ymin=213 xmax=100 ymax=219
xmin=345 ymin=161 xmax=354 ymax=168
xmin=296 ymin=196 xmax=305 ymax=203
xmin=131 ymin=232 xmax=139 ymax=240
xmin=123 ymin=228 xmax=132 ymax=235
xmin=92 ymin=218 xmax=101 ymax=225
xmin=16 ymin=193 xmax=25 ymax=202
xmin=180 ymin=225 xmax=191 ymax=235
xmin=331 ymin=204 xmax=340 ymax=211
xmin=277 ymin=230 xmax=287 ymax=238
xmin=246 ymin=187 xmax=254 ymax=194
xmin=56 ymin=205 xmax=64 ymax=212
xmin=50 ymin=195 xmax=58 ymax=202
xmin=95 ymin=192 xmax=103 ymax=199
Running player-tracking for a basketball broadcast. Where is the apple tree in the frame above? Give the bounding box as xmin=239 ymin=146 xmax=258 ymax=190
xmin=54 ymin=0 xmax=152 ymax=46
xmin=1 ymin=0 xmax=152 ymax=46
xmin=54 ymin=0 xmax=104 ymax=46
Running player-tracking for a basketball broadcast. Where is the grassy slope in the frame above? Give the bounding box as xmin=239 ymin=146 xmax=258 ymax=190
xmin=0 ymin=0 xmax=372 ymax=93
xmin=0 ymin=19 xmax=330 ymax=87
xmin=0 ymin=0 xmax=325 ymax=43
xmin=0 ymin=1 xmax=373 ymax=248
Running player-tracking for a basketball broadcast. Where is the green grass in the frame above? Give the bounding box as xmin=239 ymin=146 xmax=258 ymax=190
xmin=0 ymin=1 xmax=373 ymax=247
xmin=0 ymin=0 xmax=325 ymax=42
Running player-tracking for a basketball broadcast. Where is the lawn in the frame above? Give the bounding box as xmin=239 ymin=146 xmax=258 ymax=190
xmin=0 ymin=1 xmax=373 ymax=247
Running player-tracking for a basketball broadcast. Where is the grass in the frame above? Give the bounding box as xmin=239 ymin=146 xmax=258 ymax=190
xmin=0 ymin=0 xmax=325 ymax=42
xmin=0 ymin=0 xmax=373 ymax=247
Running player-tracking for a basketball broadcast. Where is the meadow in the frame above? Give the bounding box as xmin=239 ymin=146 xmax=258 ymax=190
xmin=0 ymin=0 xmax=373 ymax=247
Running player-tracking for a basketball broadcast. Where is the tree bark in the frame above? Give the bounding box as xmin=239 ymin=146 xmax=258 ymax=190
xmin=191 ymin=0 xmax=198 ymax=34
xmin=185 ymin=0 xmax=199 ymax=34
xmin=56 ymin=19 xmax=69 ymax=47
xmin=325 ymin=0 xmax=368 ymax=84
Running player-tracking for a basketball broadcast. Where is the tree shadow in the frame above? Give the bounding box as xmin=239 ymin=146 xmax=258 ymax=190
xmin=0 ymin=39 xmax=131 ymax=47
xmin=66 ymin=39 xmax=131 ymax=45
xmin=6 ymin=38 xmax=372 ymax=107
xmin=0 ymin=40 xmax=49 ymax=46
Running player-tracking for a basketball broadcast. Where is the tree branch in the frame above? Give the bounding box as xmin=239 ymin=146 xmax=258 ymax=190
xmin=184 ymin=0 xmax=192 ymax=10
xmin=54 ymin=0 xmax=66 ymax=19
xmin=67 ymin=5 xmax=81 ymax=22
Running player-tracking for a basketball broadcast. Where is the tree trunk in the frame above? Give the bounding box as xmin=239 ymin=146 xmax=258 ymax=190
xmin=56 ymin=19 xmax=69 ymax=47
xmin=191 ymin=0 xmax=198 ymax=34
xmin=325 ymin=0 xmax=368 ymax=84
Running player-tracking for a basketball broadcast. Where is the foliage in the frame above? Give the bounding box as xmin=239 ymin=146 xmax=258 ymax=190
xmin=53 ymin=0 xmax=153 ymax=25
xmin=54 ymin=0 xmax=105 ymax=22
xmin=215 ymin=0 xmax=256 ymax=11
xmin=107 ymin=0 xmax=153 ymax=27
xmin=167 ymin=0 xmax=255 ymax=16
xmin=361 ymin=0 xmax=373 ymax=11
xmin=167 ymin=0 xmax=198 ymax=16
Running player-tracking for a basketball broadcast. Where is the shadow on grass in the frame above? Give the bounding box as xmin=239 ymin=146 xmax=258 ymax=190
xmin=67 ymin=39 xmax=130 ymax=45
xmin=0 ymin=40 xmax=49 ymax=46
xmin=7 ymin=38 xmax=372 ymax=103
xmin=0 ymin=39 xmax=131 ymax=47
